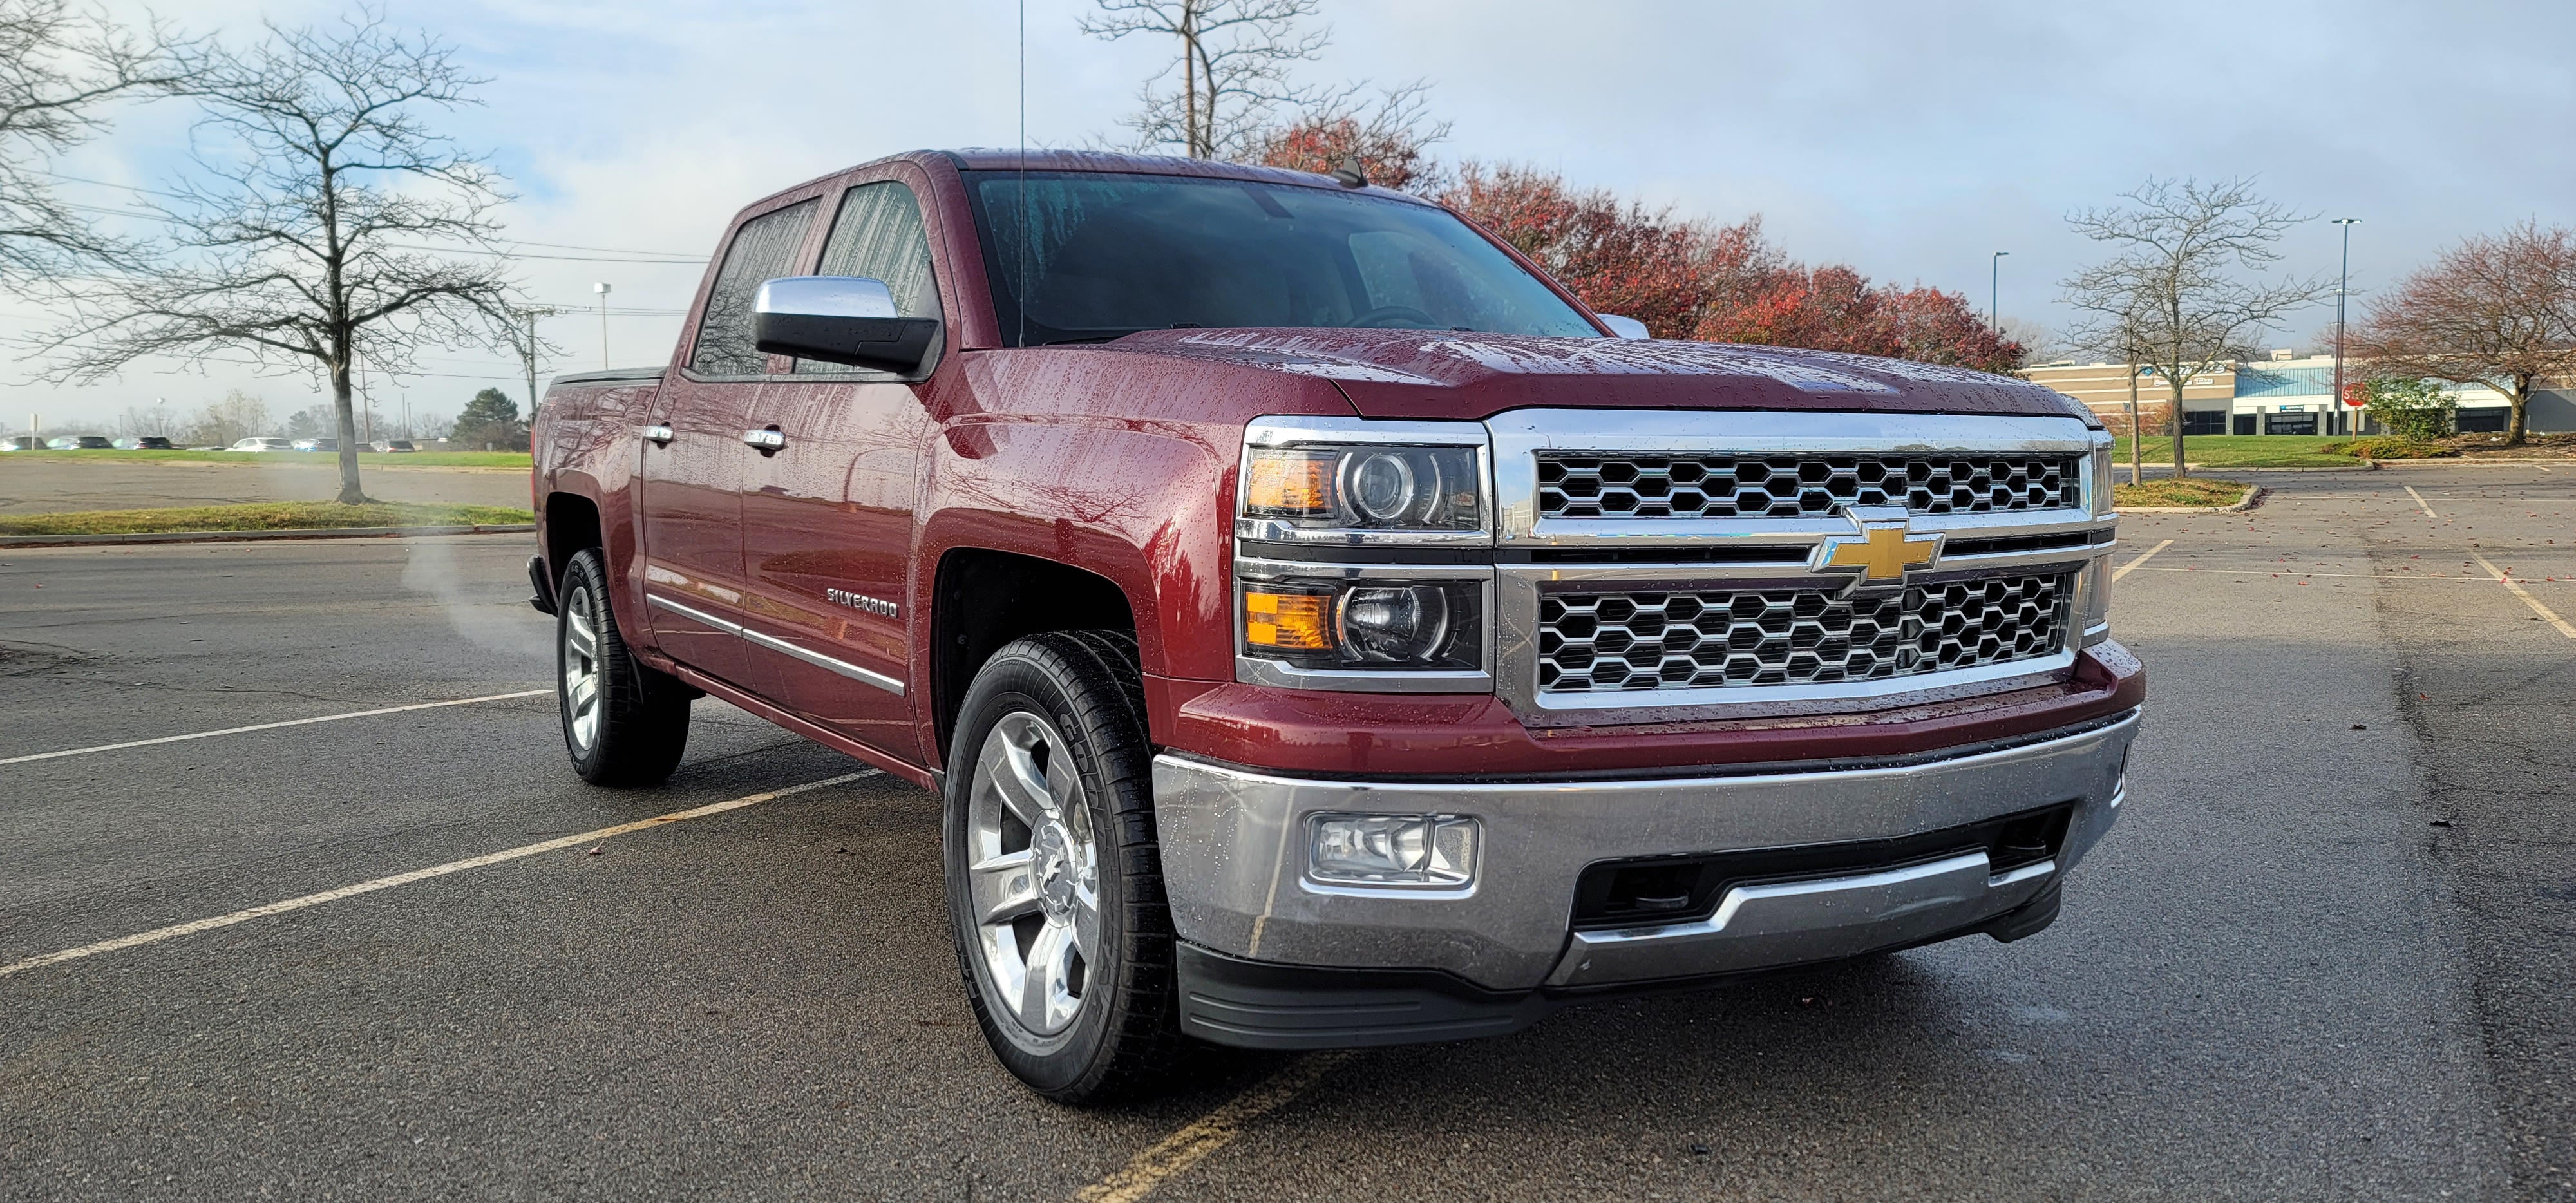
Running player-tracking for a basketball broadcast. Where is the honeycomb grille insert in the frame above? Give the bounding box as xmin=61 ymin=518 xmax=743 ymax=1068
xmin=1537 ymin=574 xmax=2071 ymax=693
xmin=1536 ymin=453 xmax=2078 ymax=519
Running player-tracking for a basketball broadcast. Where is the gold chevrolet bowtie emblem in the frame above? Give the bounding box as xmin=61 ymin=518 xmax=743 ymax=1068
xmin=1817 ymin=507 xmax=1941 ymax=591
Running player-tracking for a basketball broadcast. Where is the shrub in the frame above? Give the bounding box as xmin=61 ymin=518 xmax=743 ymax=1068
xmin=2362 ymin=377 xmax=2456 ymax=441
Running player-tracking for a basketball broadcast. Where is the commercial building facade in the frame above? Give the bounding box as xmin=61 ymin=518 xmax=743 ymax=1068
xmin=2021 ymin=352 xmax=2576 ymax=437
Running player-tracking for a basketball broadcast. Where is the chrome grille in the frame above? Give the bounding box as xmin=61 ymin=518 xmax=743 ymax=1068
xmin=1536 ymin=453 xmax=2078 ymax=519
xmin=1536 ymin=574 xmax=2070 ymax=693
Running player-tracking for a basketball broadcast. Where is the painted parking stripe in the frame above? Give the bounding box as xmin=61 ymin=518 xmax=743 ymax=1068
xmin=0 ymin=689 xmax=550 ymax=766
xmin=2404 ymin=486 xmax=2439 ymax=518
xmin=2472 ymin=554 xmax=2576 ymax=639
xmin=1073 ymin=1052 xmax=1350 ymax=1203
xmin=0 ymin=772 xmax=876 ymax=979
xmin=2112 ymin=539 xmax=2174 ymax=582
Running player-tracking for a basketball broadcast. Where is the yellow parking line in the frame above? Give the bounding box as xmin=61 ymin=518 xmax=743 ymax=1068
xmin=0 ymin=688 xmax=551 ymax=766
xmin=0 ymin=772 xmax=876 ymax=979
xmin=1074 ymin=1052 xmax=1350 ymax=1203
xmin=2472 ymin=554 xmax=2576 ymax=639
xmin=2404 ymin=486 xmax=2439 ymax=518
xmin=2112 ymin=539 xmax=2174 ymax=582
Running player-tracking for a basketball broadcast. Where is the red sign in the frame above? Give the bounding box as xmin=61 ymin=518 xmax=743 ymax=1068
xmin=2343 ymin=381 xmax=2368 ymax=407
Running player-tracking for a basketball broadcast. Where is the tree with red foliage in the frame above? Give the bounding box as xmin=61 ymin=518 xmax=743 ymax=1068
xmin=2358 ymin=221 xmax=2576 ymax=446
xmin=1434 ymin=162 xmax=1774 ymax=340
xmin=1247 ymin=83 xmax=1448 ymax=193
xmin=1692 ymin=267 xmax=2019 ymax=372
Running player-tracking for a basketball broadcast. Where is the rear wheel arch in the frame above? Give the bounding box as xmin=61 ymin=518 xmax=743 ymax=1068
xmin=542 ymin=490 xmax=604 ymax=587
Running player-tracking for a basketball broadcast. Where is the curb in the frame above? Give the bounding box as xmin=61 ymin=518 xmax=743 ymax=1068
xmin=0 ymin=523 xmax=535 ymax=549
xmin=2114 ymin=463 xmax=2375 ymax=474
xmin=2121 ymin=484 xmax=2267 ymax=515
xmin=2363 ymin=457 xmax=2576 ymax=467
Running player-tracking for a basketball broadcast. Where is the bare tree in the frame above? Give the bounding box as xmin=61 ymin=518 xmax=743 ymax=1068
xmin=2358 ymin=222 xmax=2576 ymax=446
xmin=33 ymin=10 xmax=519 ymax=502
xmin=1082 ymin=0 xmax=1326 ymax=160
xmin=0 ymin=0 xmax=192 ymax=287
xmin=2062 ymin=177 xmax=2331 ymax=478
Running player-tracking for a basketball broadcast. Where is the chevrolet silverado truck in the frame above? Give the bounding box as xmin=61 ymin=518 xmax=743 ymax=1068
xmin=527 ymin=150 xmax=2142 ymax=1103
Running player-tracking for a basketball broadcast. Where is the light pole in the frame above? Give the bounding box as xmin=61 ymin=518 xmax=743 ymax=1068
xmin=592 ymin=282 xmax=611 ymax=370
xmin=1990 ymin=251 xmax=2009 ymax=330
xmin=2330 ymin=218 xmax=2360 ymax=436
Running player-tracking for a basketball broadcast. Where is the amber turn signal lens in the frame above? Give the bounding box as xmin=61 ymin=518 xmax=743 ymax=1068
xmin=1244 ymin=590 xmax=1334 ymax=650
xmin=1243 ymin=450 xmax=1335 ymax=516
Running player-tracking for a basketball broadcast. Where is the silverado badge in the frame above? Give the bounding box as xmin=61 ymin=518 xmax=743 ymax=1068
xmin=1815 ymin=506 xmax=1942 ymax=594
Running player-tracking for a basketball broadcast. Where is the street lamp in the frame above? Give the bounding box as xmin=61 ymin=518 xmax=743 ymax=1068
xmin=1990 ymin=251 xmax=2009 ymax=330
xmin=592 ymin=282 xmax=612 ymax=370
xmin=2330 ymin=218 xmax=2360 ymax=437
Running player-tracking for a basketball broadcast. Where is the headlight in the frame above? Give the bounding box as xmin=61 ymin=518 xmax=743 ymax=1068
xmin=1242 ymin=580 xmax=1482 ymax=670
xmin=1241 ymin=444 xmax=1485 ymax=536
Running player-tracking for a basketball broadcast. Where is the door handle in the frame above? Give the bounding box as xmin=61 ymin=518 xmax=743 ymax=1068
xmin=742 ymin=428 xmax=786 ymax=451
xmin=642 ymin=424 xmax=674 ymax=446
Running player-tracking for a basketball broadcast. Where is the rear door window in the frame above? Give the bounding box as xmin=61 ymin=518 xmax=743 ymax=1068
xmin=689 ymin=198 xmax=819 ymax=377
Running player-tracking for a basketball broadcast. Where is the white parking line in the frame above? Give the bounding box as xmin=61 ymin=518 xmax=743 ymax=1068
xmin=0 ymin=689 xmax=550 ymax=766
xmin=2112 ymin=540 xmax=2174 ymax=582
xmin=2404 ymin=486 xmax=2439 ymax=518
xmin=2471 ymin=554 xmax=2576 ymax=639
xmin=0 ymin=772 xmax=876 ymax=979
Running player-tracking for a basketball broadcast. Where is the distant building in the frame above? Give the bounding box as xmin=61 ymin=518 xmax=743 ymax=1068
xmin=2020 ymin=350 xmax=2575 ymax=436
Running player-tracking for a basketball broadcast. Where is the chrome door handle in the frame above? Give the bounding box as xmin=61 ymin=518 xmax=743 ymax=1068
xmin=742 ymin=428 xmax=786 ymax=451
xmin=642 ymin=424 xmax=674 ymax=446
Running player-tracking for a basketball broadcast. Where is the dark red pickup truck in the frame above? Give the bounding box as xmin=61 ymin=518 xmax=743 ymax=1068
xmin=529 ymin=149 xmax=2141 ymax=1101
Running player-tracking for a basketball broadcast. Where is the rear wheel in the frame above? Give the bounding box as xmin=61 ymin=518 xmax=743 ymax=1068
xmin=945 ymin=630 xmax=1182 ymax=1102
xmin=556 ymin=548 xmax=691 ymax=786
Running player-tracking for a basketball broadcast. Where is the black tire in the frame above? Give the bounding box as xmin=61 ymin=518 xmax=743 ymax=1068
xmin=555 ymin=548 xmax=692 ymax=787
xmin=943 ymin=630 xmax=1182 ymax=1103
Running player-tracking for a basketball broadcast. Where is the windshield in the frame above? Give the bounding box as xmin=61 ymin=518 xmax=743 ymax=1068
xmin=964 ymin=171 xmax=1600 ymax=346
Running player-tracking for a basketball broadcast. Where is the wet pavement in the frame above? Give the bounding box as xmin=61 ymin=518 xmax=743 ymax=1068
xmin=0 ymin=461 xmax=2568 ymax=1200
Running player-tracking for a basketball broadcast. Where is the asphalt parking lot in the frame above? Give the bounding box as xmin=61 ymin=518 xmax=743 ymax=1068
xmin=1 ymin=463 xmax=2569 ymax=1202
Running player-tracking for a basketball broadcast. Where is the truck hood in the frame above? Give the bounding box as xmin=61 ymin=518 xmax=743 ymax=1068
xmin=1101 ymin=328 xmax=2090 ymax=424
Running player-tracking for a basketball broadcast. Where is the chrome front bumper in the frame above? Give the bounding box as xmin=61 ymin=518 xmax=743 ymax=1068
xmin=1152 ymin=711 xmax=2136 ymax=992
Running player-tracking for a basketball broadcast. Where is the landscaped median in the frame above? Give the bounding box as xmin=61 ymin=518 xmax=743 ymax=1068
xmin=0 ymin=501 xmax=534 ymax=538
xmin=2112 ymin=477 xmax=2255 ymax=511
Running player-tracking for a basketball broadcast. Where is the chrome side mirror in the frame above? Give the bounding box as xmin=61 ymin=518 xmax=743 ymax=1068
xmin=753 ymin=276 xmax=942 ymax=376
xmin=1598 ymin=314 xmax=1651 ymax=339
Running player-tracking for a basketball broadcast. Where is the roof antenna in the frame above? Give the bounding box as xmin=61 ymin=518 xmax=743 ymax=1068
xmin=1330 ymin=156 xmax=1367 ymax=189
xmin=1016 ymin=0 xmax=1027 ymax=349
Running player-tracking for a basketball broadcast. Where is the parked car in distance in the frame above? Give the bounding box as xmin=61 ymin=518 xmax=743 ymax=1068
xmin=0 ymin=435 xmax=43 ymax=451
xmin=228 ymin=437 xmax=296 ymax=452
xmin=112 ymin=436 xmax=175 ymax=450
xmin=371 ymin=439 xmax=418 ymax=453
xmin=47 ymin=435 xmax=113 ymax=450
xmin=290 ymin=437 xmax=339 ymax=452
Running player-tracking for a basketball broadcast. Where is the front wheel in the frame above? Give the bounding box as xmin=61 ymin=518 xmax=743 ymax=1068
xmin=556 ymin=548 xmax=692 ymax=786
xmin=944 ymin=630 xmax=1182 ymax=1103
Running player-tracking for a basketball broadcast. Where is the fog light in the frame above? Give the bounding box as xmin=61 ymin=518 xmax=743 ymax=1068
xmin=1308 ymin=813 xmax=1479 ymax=886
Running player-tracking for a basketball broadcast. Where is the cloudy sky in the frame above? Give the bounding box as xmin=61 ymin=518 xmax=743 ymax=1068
xmin=10 ymin=0 xmax=2572 ymax=433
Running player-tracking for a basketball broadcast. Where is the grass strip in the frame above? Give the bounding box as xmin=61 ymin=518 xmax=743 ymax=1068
xmin=2106 ymin=435 xmax=2363 ymax=468
xmin=0 ymin=449 xmax=529 ymax=468
xmin=0 ymin=501 xmax=534 ymax=536
xmin=2114 ymin=477 xmax=2251 ymax=509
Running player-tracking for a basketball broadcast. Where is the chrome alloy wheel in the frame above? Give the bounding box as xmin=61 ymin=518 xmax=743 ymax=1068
xmin=560 ymin=582 xmax=602 ymax=752
xmin=966 ymin=710 xmax=1101 ymax=1039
